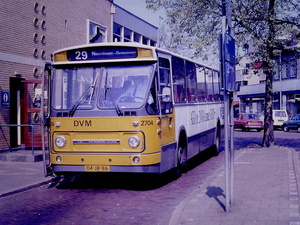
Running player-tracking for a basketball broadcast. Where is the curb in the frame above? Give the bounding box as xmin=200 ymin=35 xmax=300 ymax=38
xmin=0 ymin=180 xmax=51 ymax=198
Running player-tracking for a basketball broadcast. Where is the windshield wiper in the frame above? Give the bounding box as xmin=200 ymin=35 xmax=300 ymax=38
xmin=69 ymin=72 xmax=99 ymax=117
xmin=103 ymin=71 xmax=122 ymax=116
xmin=105 ymin=87 xmax=123 ymax=116
xmin=68 ymin=86 xmax=93 ymax=117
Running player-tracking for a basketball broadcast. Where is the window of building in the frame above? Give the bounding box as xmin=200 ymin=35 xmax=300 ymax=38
xmin=290 ymin=58 xmax=297 ymax=78
xmin=113 ymin=23 xmax=122 ymax=42
xmin=150 ymin=40 xmax=156 ymax=47
xmin=89 ymin=21 xmax=107 ymax=43
xmin=281 ymin=61 xmax=287 ymax=79
xmin=142 ymin=36 xmax=149 ymax=45
xmin=113 ymin=23 xmax=156 ymax=46
xmin=134 ymin=33 xmax=141 ymax=43
xmin=124 ymin=28 xmax=132 ymax=42
xmin=273 ymin=60 xmax=280 ymax=80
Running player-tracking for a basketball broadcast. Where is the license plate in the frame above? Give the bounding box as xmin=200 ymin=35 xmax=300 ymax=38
xmin=85 ymin=165 xmax=110 ymax=172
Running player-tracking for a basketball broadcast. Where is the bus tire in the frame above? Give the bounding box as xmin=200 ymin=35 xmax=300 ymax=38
xmin=177 ymin=139 xmax=188 ymax=173
xmin=213 ymin=124 xmax=221 ymax=156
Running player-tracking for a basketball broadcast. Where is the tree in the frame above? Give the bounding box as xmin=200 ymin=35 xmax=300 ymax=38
xmin=146 ymin=0 xmax=300 ymax=147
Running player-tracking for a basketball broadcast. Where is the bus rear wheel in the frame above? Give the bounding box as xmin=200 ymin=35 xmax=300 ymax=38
xmin=177 ymin=145 xmax=187 ymax=173
xmin=213 ymin=125 xmax=221 ymax=156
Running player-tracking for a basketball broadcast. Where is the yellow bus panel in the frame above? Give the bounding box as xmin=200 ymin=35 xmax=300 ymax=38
xmin=50 ymin=151 xmax=161 ymax=166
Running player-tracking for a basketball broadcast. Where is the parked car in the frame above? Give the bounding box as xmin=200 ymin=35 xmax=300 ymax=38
xmin=282 ymin=114 xmax=300 ymax=132
xmin=259 ymin=110 xmax=288 ymax=130
xmin=234 ymin=113 xmax=263 ymax=132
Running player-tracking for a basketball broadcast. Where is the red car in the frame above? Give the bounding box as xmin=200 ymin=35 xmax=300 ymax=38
xmin=234 ymin=113 xmax=263 ymax=132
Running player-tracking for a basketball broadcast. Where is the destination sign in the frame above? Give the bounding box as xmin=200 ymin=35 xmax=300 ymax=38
xmin=66 ymin=47 xmax=138 ymax=61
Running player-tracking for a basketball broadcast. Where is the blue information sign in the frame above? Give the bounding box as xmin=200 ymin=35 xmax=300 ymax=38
xmin=67 ymin=47 xmax=138 ymax=61
xmin=224 ymin=33 xmax=235 ymax=64
xmin=1 ymin=91 xmax=10 ymax=107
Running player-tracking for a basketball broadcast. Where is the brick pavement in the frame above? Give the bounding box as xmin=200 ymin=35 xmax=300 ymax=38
xmin=1 ymin=146 xmax=300 ymax=225
xmin=169 ymin=146 xmax=300 ymax=225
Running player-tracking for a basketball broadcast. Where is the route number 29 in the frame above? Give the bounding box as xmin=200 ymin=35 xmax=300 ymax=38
xmin=75 ymin=51 xmax=88 ymax=60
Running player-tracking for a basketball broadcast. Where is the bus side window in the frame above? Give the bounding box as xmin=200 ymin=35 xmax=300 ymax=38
xmin=146 ymin=75 xmax=159 ymax=115
xmin=213 ymin=70 xmax=221 ymax=101
xmin=196 ymin=66 xmax=206 ymax=102
xmin=159 ymin=57 xmax=173 ymax=114
xmin=186 ymin=61 xmax=197 ymax=102
xmin=172 ymin=56 xmax=185 ymax=103
xmin=205 ymin=69 xmax=214 ymax=101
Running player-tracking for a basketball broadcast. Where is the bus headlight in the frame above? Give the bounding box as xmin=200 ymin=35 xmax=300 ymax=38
xmin=128 ymin=136 xmax=140 ymax=148
xmin=55 ymin=136 xmax=66 ymax=148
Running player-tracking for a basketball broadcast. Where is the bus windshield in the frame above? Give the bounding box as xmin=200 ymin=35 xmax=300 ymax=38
xmin=52 ymin=64 xmax=154 ymax=112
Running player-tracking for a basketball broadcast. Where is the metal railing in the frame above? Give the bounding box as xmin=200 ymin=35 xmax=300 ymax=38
xmin=0 ymin=123 xmax=41 ymax=155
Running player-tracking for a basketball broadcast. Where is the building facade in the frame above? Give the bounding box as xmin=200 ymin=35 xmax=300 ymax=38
xmin=237 ymin=44 xmax=300 ymax=118
xmin=0 ymin=0 xmax=158 ymax=151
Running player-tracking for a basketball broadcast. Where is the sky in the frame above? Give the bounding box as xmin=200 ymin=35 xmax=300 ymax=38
xmin=113 ymin=0 xmax=164 ymax=27
xmin=113 ymin=0 xmax=218 ymax=67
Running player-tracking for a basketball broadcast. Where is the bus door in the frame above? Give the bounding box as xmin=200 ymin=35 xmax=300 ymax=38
xmin=158 ymin=56 xmax=175 ymax=146
xmin=41 ymin=63 xmax=52 ymax=176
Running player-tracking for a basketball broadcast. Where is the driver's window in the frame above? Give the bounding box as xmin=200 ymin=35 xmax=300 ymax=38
xmin=159 ymin=57 xmax=172 ymax=114
xmin=146 ymin=75 xmax=159 ymax=115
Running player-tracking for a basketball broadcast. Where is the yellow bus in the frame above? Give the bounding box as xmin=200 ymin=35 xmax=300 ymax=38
xmin=41 ymin=42 xmax=224 ymax=176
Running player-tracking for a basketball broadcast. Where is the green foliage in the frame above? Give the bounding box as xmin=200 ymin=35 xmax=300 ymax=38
xmin=146 ymin=0 xmax=300 ymax=62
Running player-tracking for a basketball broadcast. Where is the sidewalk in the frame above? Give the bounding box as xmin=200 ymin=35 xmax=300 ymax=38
xmin=170 ymin=146 xmax=300 ymax=225
xmin=0 ymin=160 xmax=51 ymax=198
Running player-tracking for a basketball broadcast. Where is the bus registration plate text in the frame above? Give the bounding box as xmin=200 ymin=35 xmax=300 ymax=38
xmin=85 ymin=165 xmax=110 ymax=172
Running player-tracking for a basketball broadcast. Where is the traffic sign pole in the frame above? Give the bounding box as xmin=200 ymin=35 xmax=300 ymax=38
xmin=220 ymin=0 xmax=235 ymax=212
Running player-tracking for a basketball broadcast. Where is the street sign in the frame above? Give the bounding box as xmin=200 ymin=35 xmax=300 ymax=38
xmin=1 ymin=91 xmax=10 ymax=107
xmin=224 ymin=34 xmax=235 ymax=64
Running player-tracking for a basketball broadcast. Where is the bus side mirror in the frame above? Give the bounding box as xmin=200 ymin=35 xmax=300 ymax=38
xmin=162 ymin=87 xmax=171 ymax=102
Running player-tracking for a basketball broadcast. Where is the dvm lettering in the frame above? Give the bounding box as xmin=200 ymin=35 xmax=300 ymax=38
xmin=74 ymin=120 xmax=92 ymax=127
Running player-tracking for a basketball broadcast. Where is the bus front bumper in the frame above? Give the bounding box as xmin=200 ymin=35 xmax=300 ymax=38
xmin=52 ymin=163 xmax=161 ymax=174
